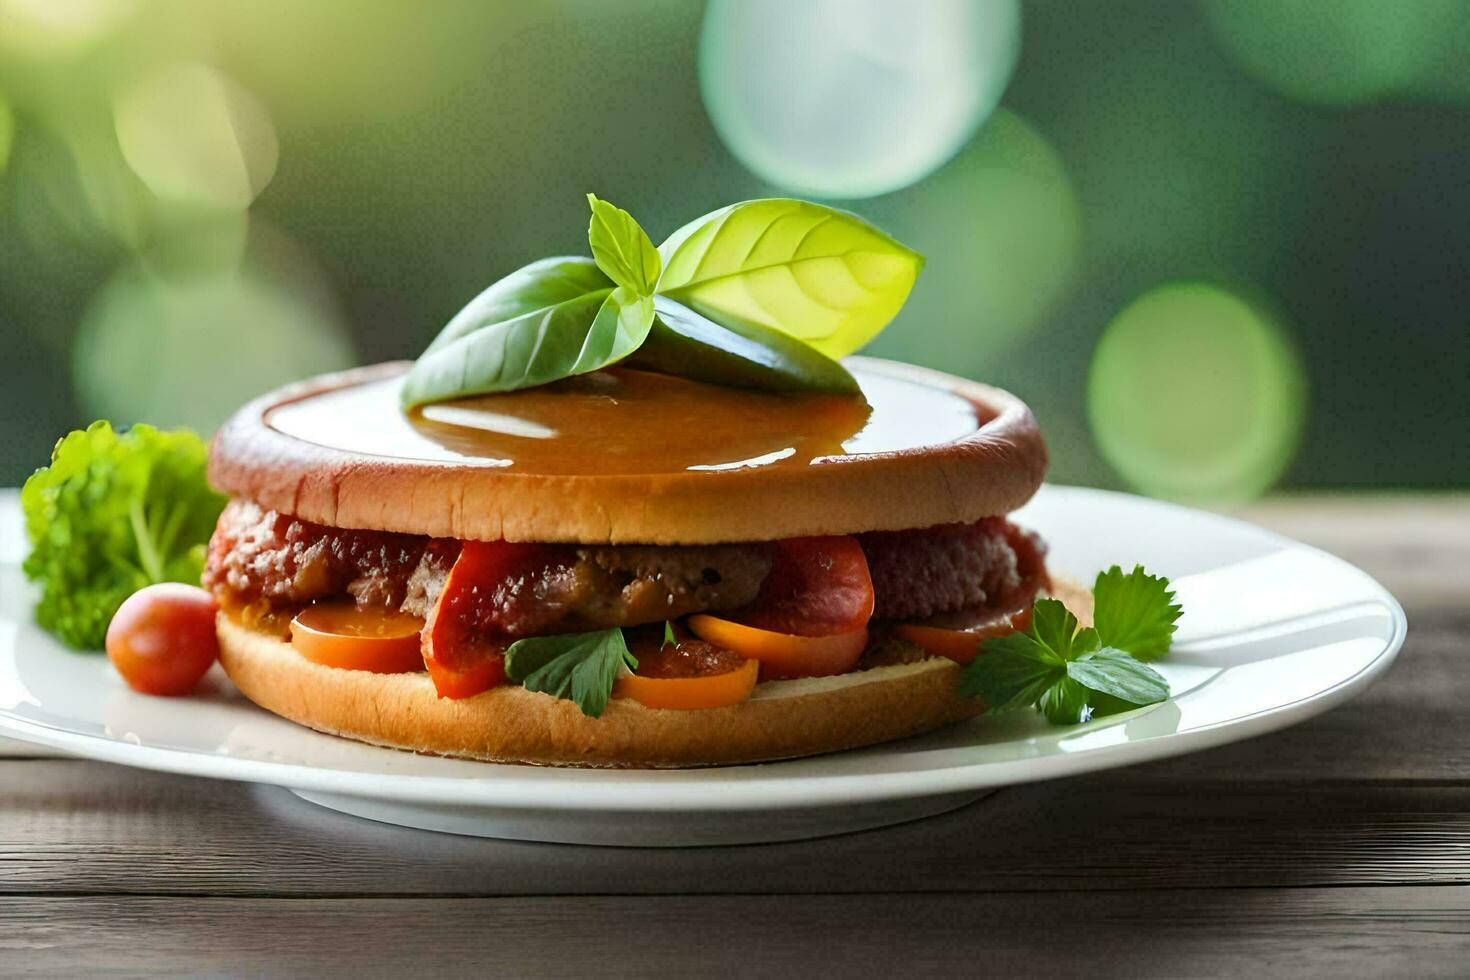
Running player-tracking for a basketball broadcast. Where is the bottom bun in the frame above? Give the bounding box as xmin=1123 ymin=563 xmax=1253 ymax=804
xmin=217 ymin=579 xmax=1091 ymax=769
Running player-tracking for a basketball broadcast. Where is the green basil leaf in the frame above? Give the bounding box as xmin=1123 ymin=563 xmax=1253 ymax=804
xmin=959 ymin=630 xmax=1064 ymax=711
xmin=504 ymin=628 xmax=638 ymax=718
xmin=401 ymin=257 xmax=654 ymax=407
xmin=1067 ymin=648 xmax=1171 ymax=707
xmin=587 ymin=285 xmax=656 ymax=367
xmin=421 ymin=256 xmax=611 ymax=358
xmin=655 ymin=199 xmax=923 ymax=359
xmin=1092 ymin=565 xmax=1182 ymax=661
xmin=587 ymin=194 xmax=660 ymax=294
xmin=629 ymin=297 xmax=861 ymax=395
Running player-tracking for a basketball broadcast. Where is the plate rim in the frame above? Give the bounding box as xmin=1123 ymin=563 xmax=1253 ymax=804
xmin=0 ymin=485 xmax=1408 ymax=812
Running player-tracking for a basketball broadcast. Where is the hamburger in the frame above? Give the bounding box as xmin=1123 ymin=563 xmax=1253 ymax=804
xmin=200 ymin=196 xmax=1089 ymax=768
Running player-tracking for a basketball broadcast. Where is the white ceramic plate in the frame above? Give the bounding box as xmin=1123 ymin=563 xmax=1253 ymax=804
xmin=0 ymin=487 xmax=1405 ymax=846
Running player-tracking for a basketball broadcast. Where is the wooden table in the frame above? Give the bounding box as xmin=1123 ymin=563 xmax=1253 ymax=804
xmin=4 ymin=496 xmax=1468 ymax=976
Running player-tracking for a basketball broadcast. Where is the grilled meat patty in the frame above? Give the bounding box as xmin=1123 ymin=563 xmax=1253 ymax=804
xmin=204 ymin=501 xmax=772 ymax=635
xmin=204 ymin=501 xmax=1046 ymax=634
xmin=859 ymin=517 xmax=1047 ymax=621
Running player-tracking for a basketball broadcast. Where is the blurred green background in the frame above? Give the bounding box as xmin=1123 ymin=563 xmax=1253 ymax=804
xmin=2 ymin=0 xmax=1466 ymax=503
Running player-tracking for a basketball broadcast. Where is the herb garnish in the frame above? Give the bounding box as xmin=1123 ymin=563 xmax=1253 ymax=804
xmin=21 ymin=421 xmax=226 ymax=650
xmin=503 ymin=628 xmax=639 ymax=718
xmin=1091 ymin=563 xmax=1183 ymax=660
xmin=960 ymin=566 xmax=1182 ymax=725
xmin=655 ymin=198 xmax=923 ymax=358
xmin=400 ymin=195 xmax=922 ymax=407
xmin=587 ymin=193 xmax=661 ymax=296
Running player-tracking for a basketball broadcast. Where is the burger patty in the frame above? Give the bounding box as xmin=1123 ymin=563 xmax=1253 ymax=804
xmin=204 ymin=500 xmax=772 ymax=635
xmin=859 ymin=517 xmax=1047 ymax=621
xmin=205 ymin=501 xmax=1046 ymax=634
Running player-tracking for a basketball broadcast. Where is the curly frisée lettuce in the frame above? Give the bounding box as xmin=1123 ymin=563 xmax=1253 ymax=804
xmin=21 ymin=421 xmax=226 ymax=650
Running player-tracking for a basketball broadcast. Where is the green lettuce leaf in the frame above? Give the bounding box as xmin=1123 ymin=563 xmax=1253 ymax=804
xmin=21 ymin=421 xmax=226 ymax=650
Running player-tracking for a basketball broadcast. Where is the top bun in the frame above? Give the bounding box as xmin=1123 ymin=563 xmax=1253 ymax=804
xmin=207 ymin=356 xmax=1047 ymax=545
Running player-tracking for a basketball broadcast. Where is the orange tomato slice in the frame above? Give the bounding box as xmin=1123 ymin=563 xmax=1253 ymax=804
xmin=686 ymin=614 xmax=868 ymax=679
xmin=290 ymin=604 xmax=426 ymax=673
xmin=614 ymin=657 xmax=759 ymax=710
xmin=893 ymin=607 xmax=1033 ymax=666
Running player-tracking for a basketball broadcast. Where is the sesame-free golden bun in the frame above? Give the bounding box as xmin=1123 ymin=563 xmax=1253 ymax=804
xmin=207 ymin=357 xmax=1048 ymax=545
xmin=218 ymin=575 xmax=1089 ymax=769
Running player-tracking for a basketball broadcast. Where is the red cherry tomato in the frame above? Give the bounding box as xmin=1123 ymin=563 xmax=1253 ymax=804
xmin=106 ymin=584 xmax=220 ymax=696
xmin=290 ymin=604 xmax=426 ymax=673
xmin=737 ymin=536 xmax=874 ymax=637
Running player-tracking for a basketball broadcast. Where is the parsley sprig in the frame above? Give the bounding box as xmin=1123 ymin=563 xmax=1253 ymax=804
xmin=960 ymin=566 xmax=1182 ymax=725
xmin=503 ymin=629 xmax=638 ymax=718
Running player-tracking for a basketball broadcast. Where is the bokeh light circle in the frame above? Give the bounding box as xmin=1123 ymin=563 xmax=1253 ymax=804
xmin=199 ymin=1 xmax=528 ymax=126
xmin=11 ymin=126 xmax=147 ymax=256
xmin=137 ymin=204 xmax=251 ymax=283
xmin=863 ymin=109 xmax=1080 ymax=375
xmin=1205 ymin=0 xmax=1470 ymax=106
xmin=0 ymin=97 xmax=13 ymax=175
xmin=0 ymin=0 xmax=133 ymax=59
xmin=699 ymin=0 xmax=1020 ymax=198
xmin=73 ymin=235 xmax=354 ymax=433
xmin=113 ymin=62 xmax=278 ymax=210
xmin=1088 ymin=282 xmax=1306 ymax=504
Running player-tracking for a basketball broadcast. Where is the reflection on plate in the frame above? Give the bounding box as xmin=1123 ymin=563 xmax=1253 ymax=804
xmin=0 ymin=487 xmax=1405 ymax=846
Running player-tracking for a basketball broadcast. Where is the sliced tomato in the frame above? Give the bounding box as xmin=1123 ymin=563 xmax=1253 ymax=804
xmin=737 ymin=535 xmax=874 ymax=637
xmin=290 ymin=604 xmax=426 ymax=673
xmin=687 ymin=614 xmax=868 ymax=679
xmin=423 ymin=649 xmax=506 ymax=701
xmin=614 ymin=658 xmax=759 ymax=710
xmin=420 ymin=540 xmax=547 ymax=699
xmin=893 ymin=606 xmax=1033 ymax=666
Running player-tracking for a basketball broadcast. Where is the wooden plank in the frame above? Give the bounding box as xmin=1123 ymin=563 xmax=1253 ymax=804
xmin=4 ymin=759 xmax=1470 ymax=897
xmin=5 ymin=889 xmax=1469 ymax=976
